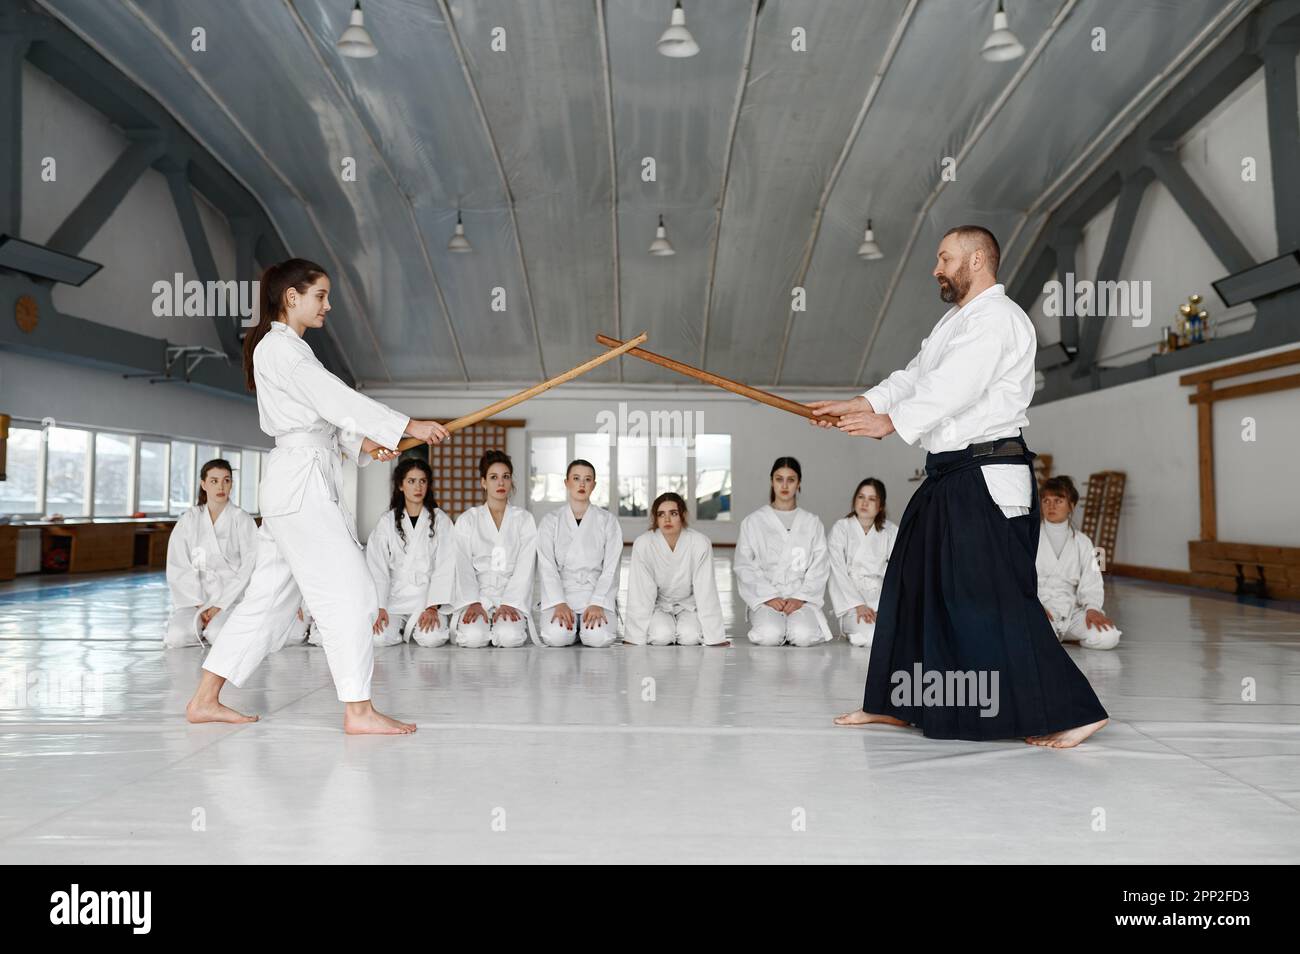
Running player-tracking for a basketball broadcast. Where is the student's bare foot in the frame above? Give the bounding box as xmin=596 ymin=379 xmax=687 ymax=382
xmin=833 ymin=708 xmax=909 ymax=727
xmin=1026 ymin=718 xmax=1108 ymax=748
xmin=344 ymin=707 xmax=417 ymax=735
xmin=186 ymin=698 xmax=258 ymax=724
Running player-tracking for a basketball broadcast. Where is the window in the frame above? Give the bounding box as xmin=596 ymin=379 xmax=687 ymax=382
xmin=0 ymin=426 xmax=41 ymax=515
xmin=574 ymin=432 xmax=610 ymax=509
xmin=694 ymin=434 xmax=731 ymax=521
xmin=138 ymin=440 xmax=169 ymax=514
xmin=222 ymin=449 xmax=242 ymax=505
xmin=241 ymin=451 xmax=260 ymax=512
xmin=197 ymin=444 xmax=220 ymax=473
xmin=656 ymin=439 xmax=688 ymax=499
xmin=617 ymin=435 xmax=648 ymax=517
xmin=528 ymin=435 xmax=567 ymax=505
xmin=45 ymin=427 xmax=90 ymax=517
xmin=93 ymin=433 xmax=134 ymax=516
xmin=170 ymin=441 xmax=196 ymax=512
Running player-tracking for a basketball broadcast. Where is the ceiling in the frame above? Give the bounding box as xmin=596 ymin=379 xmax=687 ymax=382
xmin=35 ymin=0 xmax=1255 ymax=388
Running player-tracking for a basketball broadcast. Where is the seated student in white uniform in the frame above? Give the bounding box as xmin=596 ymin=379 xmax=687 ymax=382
xmin=734 ymin=457 xmax=833 ymax=647
xmin=451 ymin=450 xmax=538 ymax=648
xmin=827 ymin=477 xmax=899 ymax=648
xmin=625 ymin=492 xmax=730 ymax=647
xmin=165 ymin=459 xmax=308 ymax=650
xmin=366 ymin=457 xmax=457 ymax=648
xmin=535 ymin=458 xmax=623 ymax=647
xmin=1037 ymin=475 xmax=1121 ymax=650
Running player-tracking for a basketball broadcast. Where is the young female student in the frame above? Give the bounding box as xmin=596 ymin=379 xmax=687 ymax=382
xmin=450 ymin=450 xmax=538 ymax=648
xmin=535 ymin=459 xmax=622 ymax=647
xmin=733 ymin=457 xmax=832 ymax=646
xmin=1037 ymin=475 xmax=1121 ymax=650
xmin=625 ymin=492 xmax=729 ymax=647
xmin=185 ymin=258 xmax=449 ymax=734
xmin=166 ymin=459 xmax=256 ymax=647
xmin=365 ymin=457 xmax=457 ymax=648
xmin=826 ymin=478 xmax=899 ymax=648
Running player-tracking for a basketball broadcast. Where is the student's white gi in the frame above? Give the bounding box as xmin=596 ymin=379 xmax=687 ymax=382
xmin=734 ymin=506 xmax=832 ymax=646
xmin=165 ymin=503 xmax=255 ymax=647
xmin=450 ymin=503 xmax=538 ymax=648
xmin=1036 ymin=523 xmax=1122 ymax=650
xmin=826 ymin=516 xmax=899 ymax=647
xmin=624 ymin=528 xmax=727 ymax=646
xmin=202 ymin=321 xmax=409 ymax=701
xmin=365 ymin=507 xmax=457 ymax=647
xmin=535 ymin=503 xmax=623 ymax=647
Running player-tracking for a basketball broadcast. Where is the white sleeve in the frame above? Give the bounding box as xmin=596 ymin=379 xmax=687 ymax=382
xmin=280 ymin=355 xmax=409 ymax=457
xmin=452 ymin=513 xmax=481 ymax=612
xmin=534 ymin=513 xmax=566 ymax=611
xmin=888 ymin=317 xmax=1006 ymax=445
xmin=691 ymin=536 xmax=727 ymax=645
xmin=863 ymin=339 xmax=927 ymax=414
xmin=365 ymin=514 xmax=393 ymax=609
xmin=792 ymin=518 xmax=830 ymax=608
xmin=825 ymin=521 xmax=859 ymax=617
xmin=1075 ymin=532 xmax=1106 ymax=612
xmin=590 ymin=513 xmax=624 ymax=613
xmin=733 ymin=516 xmax=779 ymax=610
xmin=623 ymin=539 xmax=656 ymax=645
xmin=214 ymin=510 xmax=259 ymax=610
xmin=501 ymin=513 xmax=537 ymax=612
xmin=165 ymin=511 xmax=205 ymax=609
xmin=425 ymin=510 xmax=458 ymax=610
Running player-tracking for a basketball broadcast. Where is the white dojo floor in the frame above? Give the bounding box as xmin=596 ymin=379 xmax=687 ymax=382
xmin=1 ymin=553 xmax=1298 ymax=864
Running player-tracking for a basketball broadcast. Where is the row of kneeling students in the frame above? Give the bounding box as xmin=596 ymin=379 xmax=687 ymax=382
xmin=165 ymin=451 xmax=1120 ymax=652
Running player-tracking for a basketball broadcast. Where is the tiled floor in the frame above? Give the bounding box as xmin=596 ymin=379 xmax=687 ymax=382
xmin=1 ymin=558 xmax=1297 ymax=863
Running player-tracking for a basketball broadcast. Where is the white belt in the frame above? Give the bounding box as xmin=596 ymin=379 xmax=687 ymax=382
xmin=275 ymin=431 xmax=336 ymax=450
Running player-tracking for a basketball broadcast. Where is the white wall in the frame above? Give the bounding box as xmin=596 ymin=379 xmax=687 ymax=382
xmin=1025 ymin=343 xmax=1300 ymax=570
xmin=21 ymin=62 xmax=229 ymax=351
xmin=0 ymin=349 xmax=266 ymax=448
xmin=6 ymin=62 xmax=265 ymax=459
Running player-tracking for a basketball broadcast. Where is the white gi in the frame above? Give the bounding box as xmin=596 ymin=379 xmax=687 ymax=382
xmin=202 ymin=321 xmax=409 ymax=702
xmin=624 ymin=528 xmax=727 ymax=646
xmin=862 ymin=283 xmax=1036 ymax=517
xmin=734 ymin=506 xmax=832 ymax=646
xmin=1037 ymin=521 xmax=1122 ymax=650
xmin=165 ymin=504 xmax=255 ymax=647
xmin=535 ymin=503 xmax=623 ymax=647
xmin=451 ymin=503 xmax=538 ymax=648
xmin=826 ymin=516 xmax=899 ymax=647
xmin=365 ymin=507 xmax=457 ymax=648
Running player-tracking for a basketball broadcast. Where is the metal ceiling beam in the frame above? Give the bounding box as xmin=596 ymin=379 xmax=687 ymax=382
xmin=770 ymin=0 xmax=919 ymax=385
xmin=437 ymin=0 xmax=547 ymax=381
xmin=595 ymin=0 xmax=623 ymax=382
xmin=1262 ymin=38 xmax=1300 ymax=250
xmin=24 ymin=0 xmax=357 ymax=386
xmin=46 ymin=133 xmax=166 ymax=256
xmin=0 ymin=29 xmax=30 ymax=236
xmin=1147 ymin=147 xmax=1254 ymax=274
xmin=699 ymin=0 xmax=759 ymax=369
xmin=281 ymin=0 xmax=469 ymax=384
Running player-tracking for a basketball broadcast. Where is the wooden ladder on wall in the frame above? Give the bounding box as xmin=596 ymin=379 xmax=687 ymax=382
xmin=1080 ymin=471 xmax=1125 ymax=573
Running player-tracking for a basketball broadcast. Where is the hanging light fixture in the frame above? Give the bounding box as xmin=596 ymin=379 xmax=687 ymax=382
xmin=337 ymin=1 xmax=378 ymax=59
xmin=448 ymin=211 xmax=472 ymax=253
xmin=981 ymin=1 xmax=1024 ymax=62
xmin=657 ymin=2 xmax=700 ymax=58
xmin=648 ymin=215 xmax=675 ymax=256
xmin=857 ymin=219 xmax=883 ymax=261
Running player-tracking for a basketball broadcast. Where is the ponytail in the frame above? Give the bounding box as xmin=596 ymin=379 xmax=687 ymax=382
xmin=242 ymin=258 xmax=328 ymax=391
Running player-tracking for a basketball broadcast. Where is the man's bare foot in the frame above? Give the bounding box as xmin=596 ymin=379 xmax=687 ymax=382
xmin=185 ymin=698 xmax=258 ymax=724
xmin=833 ymin=708 xmax=909 ymax=727
xmin=343 ymin=707 xmax=417 ymax=735
xmin=1026 ymin=718 xmax=1108 ymax=749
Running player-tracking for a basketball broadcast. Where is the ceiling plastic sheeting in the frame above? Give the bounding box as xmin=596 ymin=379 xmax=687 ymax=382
xmin=36 ymin=0 xmax=1250 ymax=389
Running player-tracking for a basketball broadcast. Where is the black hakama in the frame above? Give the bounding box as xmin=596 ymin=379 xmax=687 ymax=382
xmin=862 ymin=434 xmax=1108 ymax=740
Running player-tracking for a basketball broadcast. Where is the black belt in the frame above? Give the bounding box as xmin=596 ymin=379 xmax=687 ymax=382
xmin=970 ymin=437 xmax=1026 ymax=458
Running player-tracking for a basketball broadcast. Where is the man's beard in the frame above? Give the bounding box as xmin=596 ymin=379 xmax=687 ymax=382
xmin=937 ymin=262 xmax=971 ymax=303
